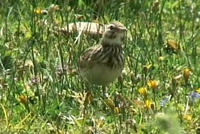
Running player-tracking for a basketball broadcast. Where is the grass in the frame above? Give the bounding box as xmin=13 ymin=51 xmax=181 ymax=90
xmin=0 ymin=0 xmax=200 ymax=133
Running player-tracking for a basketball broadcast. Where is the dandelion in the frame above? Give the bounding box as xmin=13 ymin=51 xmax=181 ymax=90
xmin=34 ymin=8 xmax=48 ymax=15
xmin=183 ymin=68 xmax=191 ymax=81
xmin=106 ymin=98 xmax=115 ymax=109
xmin=138 ymin=87 xmax=147 ymax=96
xmin=145 ymin=100 xmax=153 ymax=109
xmin=147 ymin=80 xmax=159 ymax=89
xmin=196 ymin=88 xmax=200 ymax=93
xmin=34 ymin=8 xmax=42 ymax=15
xmin=19 ymin=95 xmax=28 ymax=104
xmin=114 ymin=107 xmax=120 ymax=115
xmin=158 ymin=56 xmax=165 ymax=61
xmin=183 ymin=114 xmax=192 ymax=122
xmin=167 ymin=40 xmax=179 ymax=51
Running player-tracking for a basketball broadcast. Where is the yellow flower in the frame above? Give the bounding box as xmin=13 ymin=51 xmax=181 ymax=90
xmin=138 ymin=87 xmax=147 ymax=96
xmin=114 ymin=107 xmax=120 ymax=115
xmin=145 ymin=100 xmax=153 ymax=109
xmin=196 ymin=88 xmax=200 ymax=93
xmin=106 ymin=98 xmax=115 ymax=109
xmin=144 ymin=64 xmax=152 ymax=70
xmin=147 ymin=80 xmax=159 ymax=89
xmin=34 ymin=8 xmax=42 ymax=15
xmin=97 ymin=116 xmax=105 ymax=128
xmin=158 ymin=56 xmax=165 ymax=61
xmin=183 ymin=114 xmax=192 ymax=122
xmin=183 ymin=68 xmax=191 ymax=80
xmin=167 ymin=40 xmax=180 ymax=51
xmin=19 ymin=95 xmax=28 ymax=104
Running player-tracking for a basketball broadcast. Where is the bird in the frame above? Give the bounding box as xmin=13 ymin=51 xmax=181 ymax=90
xmin=79 ymin=21 xmax=127 ymax=88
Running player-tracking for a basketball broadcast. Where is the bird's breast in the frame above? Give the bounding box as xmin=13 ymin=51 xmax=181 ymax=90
xmin=96 ymin=45 xmax=125 ymax=69
xmin=80 ymin=63 xmax=123 ymax=86
xmin=79 ymin=45 xmax=125 ymax=86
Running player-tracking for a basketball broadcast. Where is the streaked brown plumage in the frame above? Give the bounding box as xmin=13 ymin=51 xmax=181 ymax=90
xmin=79 ymin=21 xmax=127 ymax=86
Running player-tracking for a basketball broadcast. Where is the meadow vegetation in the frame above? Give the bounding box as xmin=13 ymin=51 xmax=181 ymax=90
xmin=0 ymin=0 xmax=200 ymax=133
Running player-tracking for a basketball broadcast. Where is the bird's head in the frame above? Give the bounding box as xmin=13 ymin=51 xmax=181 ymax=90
xmin=102 ymin=21 xmax=127 ymax=46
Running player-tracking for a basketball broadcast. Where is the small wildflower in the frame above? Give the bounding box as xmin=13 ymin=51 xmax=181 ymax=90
xmin=147 ymin=80 xmax=159 ymax=89
xmin=190 ymin=92 xmax=200 ymax=102
xmin=34 ymin=8 xmax=42 ymax=15
xmin=145 ymin=100 xmax=153 ymax=109
xmin=138 ymin=87 xmax=147 ymax=96
xmin=114 ymin=107 xmax=120 ymax=115
xmin=97 ymin=116 xmax=105 ymax=128
xmin=160 ymin=95 xmax=171 ymax=107
xmin=106 ymin=98 xmax=115 ymax=109
xmin=34 ymin=8 xmax=48 ymax=15
xmin=31 ymin=77 xmax=40 ymax=85
xmin=19 ymin=95 xmax=28 ymax=104
xmin=183 ymin=114 xmax=192 ymax=122
xmin=144 ymin=64 xmax=152 ymax=70
xmin=158 ymin=56 xmax=165 ymax=61
xmin=183 ymin=68 xmax=191 ymax=80
xmin=196 ymin=88 xmax=200 ymax=93
xmin=167 ymin=40 xmax=180 ymax=51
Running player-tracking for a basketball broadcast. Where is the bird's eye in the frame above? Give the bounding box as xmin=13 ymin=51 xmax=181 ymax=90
xmin=109 ymin=25 xmax=114 ymax=30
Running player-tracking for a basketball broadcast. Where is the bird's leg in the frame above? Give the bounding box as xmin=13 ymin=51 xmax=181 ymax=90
xmin=82 ymin=82 xmax=93 ymax=115
xmin=102 ymin=85 xmax=105 ymax=97
xmin=102 ymin=86 xmax=108 ymax=99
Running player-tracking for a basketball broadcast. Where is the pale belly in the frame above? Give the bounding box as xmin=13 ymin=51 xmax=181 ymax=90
xmin=80 ymin=64 xmax=123 ymax=86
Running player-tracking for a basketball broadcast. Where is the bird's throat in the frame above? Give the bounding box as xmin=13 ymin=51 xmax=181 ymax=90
xmin=101 ymin=37 xmax=123 ymax=46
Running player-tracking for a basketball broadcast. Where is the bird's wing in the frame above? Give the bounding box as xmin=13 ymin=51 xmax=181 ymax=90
xmin=79 ymin=45 xmax=102 ymax=69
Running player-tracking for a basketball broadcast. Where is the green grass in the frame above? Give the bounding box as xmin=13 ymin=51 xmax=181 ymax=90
xmin=1 ymin=0 xmax=200 ymax=133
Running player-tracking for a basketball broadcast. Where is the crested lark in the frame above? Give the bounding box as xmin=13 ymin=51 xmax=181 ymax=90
xmin=79 ymin=21 xmax=127 ymax=86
